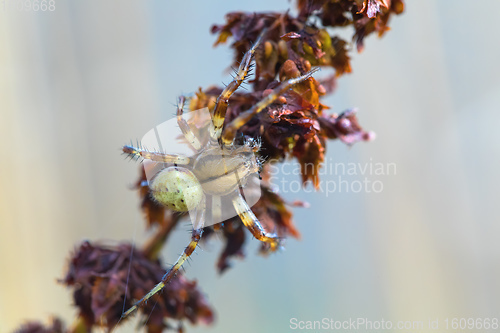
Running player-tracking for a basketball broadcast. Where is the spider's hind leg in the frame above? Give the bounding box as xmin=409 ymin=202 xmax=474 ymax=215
xmin=121 ymin=202 xmax=206 ymax=319
xmin=232 ymin=191 xmax=281 ymax=252
xmin=121 ymin=228 xmax=204 ymax=318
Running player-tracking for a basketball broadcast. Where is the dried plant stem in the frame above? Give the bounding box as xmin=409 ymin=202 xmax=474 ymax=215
xmin=142 ymin=214 xmax=183 ymax=260
xmin=68 ymin=316 xmax=90 ymax=333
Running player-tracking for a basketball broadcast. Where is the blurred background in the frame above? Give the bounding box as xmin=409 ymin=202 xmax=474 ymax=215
xmin=1 ymin=1 xmax=500 ymax=332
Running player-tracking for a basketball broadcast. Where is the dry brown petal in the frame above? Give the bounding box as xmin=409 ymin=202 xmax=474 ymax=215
xmin=293 ymin=134 xmax=325 ymax=188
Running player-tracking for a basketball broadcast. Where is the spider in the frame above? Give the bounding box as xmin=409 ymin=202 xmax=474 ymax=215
xmin=121 ymin=32 xmax=319 ymax=319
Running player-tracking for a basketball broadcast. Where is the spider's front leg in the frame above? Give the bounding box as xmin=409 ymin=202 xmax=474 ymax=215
xmin=123 ymin=145 xmax=191 ymax=164
xmin=210 ymin=32 xmax=265 ymax=141
xmin=221 ymin=67 xmax=320 ymax=146
xmin=232 ymin=191 xmax=281 ymax=251
xmin=121 ymin=201 xmax=206 ymax=319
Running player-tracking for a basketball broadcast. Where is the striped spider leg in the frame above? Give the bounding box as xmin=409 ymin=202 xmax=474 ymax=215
xmin=208 ymin=30 xmax=265 ymax=142
xmin=220 ymin=67 xmax=320 ymax=146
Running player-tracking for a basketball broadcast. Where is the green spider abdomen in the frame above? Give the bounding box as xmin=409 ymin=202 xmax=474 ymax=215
xmin=150 ymin=166 xmax=203 ymax=212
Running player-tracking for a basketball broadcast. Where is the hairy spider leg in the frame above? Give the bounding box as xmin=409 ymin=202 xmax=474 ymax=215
xmin=121 ymin=202 xmax=206 ymax=319
xmin=221 ymin=68 xmax=320 ymax=146
xmin=209 ymin=32 xmax=265 ymax=142
xmin=122 ymin=145 xmax=191 ymax=164
xmin=232 ymin=191 xmax=280 ymax=251
xmin=177 ymin=96 xmax=202 ymax=151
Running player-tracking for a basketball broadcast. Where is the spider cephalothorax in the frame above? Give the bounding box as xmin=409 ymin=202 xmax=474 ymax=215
xmin=122 ymin=31 xmax=318 ymax=318
xmin=192 ymin=140 xmax=260 ymax=196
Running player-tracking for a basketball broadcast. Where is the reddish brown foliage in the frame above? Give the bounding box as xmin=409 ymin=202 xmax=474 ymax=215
xmin=62 ymin=242 xmax=213 ymax=332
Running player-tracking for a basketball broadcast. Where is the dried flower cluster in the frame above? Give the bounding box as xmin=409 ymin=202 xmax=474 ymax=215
xmin=63 ymin=242 xmax=213 ymax=332
xmin=14 ymin=1 xmax=403 ymax=332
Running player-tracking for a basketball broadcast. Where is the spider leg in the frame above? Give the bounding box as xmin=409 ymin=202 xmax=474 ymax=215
xmin=122 ymin=145 xmax=190 ymax=164
xmin=221 ymin=68 xmax=320 ymax=146
xmin=232 ymin=191 xmax=281 ymax=251
xmin=210 ymin=32 xmax=265 ymax=142
xmin=121 ymin=202 xmax=205 ymax=319
xmin=177 ymin=96 xmax=202 ymax=151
